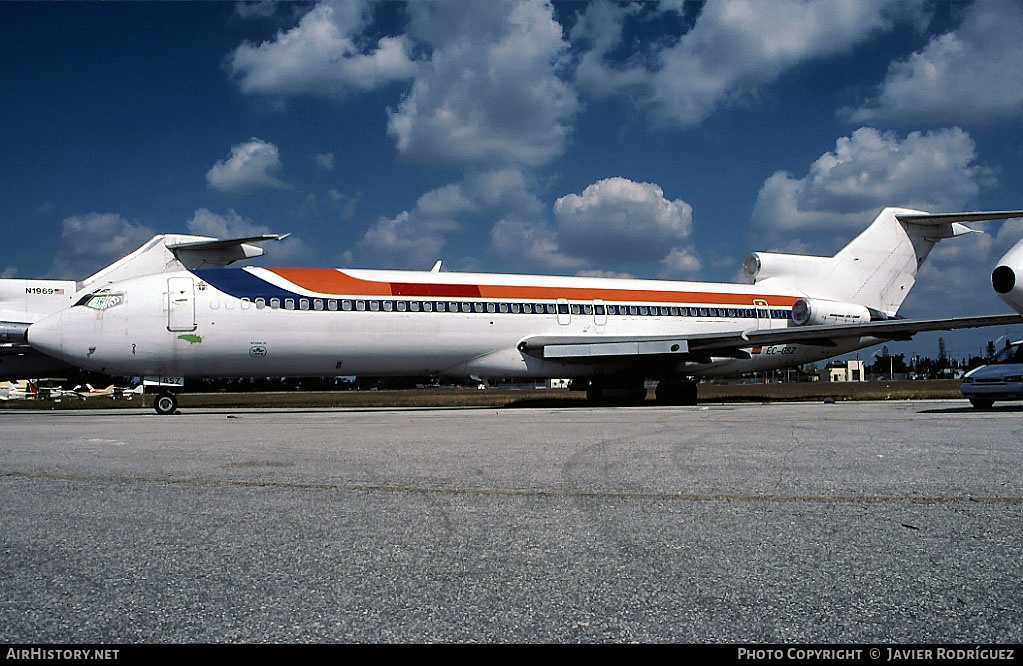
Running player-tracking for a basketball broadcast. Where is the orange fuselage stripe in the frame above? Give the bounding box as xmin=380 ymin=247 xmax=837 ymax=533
xmin=266 ymin=268 xmax=799 ymax=307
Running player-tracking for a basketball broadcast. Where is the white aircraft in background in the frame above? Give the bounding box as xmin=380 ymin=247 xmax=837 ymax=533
xmin=0 ymin=380 xmax=68 ymax=401
xmin=0 ymin=380 xmax=35 ymax=401
xmin=992 ymin=237 xmax=1023 ymax=314
xmin=18 ymin=206 xmax=1023 ymax=414
xmin=71 ymin=383 xmax=144 ymax=400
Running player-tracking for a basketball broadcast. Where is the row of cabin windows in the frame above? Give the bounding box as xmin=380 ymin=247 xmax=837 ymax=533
xmin=231 ymin=297 xmax=792 ymax=320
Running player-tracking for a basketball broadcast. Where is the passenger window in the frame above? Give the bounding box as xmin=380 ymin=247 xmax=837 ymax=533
xmin=270 ymin=298 xmax=280 ymax=309
xmin=342 ymin=300 xmax=352 ymax=311
xmin=382 ymin=301 xmax=393 ymax=311
xmin=255 ymin=298 xmax=266 ymax=310
xmin=299 ymin=299 xmax=309 ymax=310
xmin=327 ymin=300 xmax=337 ymax=311
xmin=369 ymin=301 xmax=380 ymax=311
xmin=313 ymin=299 xmax=323 ymax=311
xmin=396 ymin=301 xmax=407 ymax=312
xmin=356 ymin=301 xmax=366 ymax=311
xmin=511 ymin=303 xmax=521 ymax=313
xmin=473 ymin=302 xmax=484 ymax=313
xmin=284 ymin=298 xmax=295 ymax=310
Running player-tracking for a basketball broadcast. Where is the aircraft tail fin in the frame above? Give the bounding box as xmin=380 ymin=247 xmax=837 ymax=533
xmin=81 ymin=234 xmax=289 ymax=291
xmin=748 ymin=207 xmax=1023 ymax=316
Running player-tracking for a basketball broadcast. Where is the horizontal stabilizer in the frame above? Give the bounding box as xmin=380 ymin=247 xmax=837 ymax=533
xmin=165 ymin=234 xmax=291 ymax=251
xmin=895 ymin=210 xmax=1023 ymax=225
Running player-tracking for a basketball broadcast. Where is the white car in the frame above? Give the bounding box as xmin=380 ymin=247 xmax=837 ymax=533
xmin=960 ymin=341 xmax=1023 ymax=408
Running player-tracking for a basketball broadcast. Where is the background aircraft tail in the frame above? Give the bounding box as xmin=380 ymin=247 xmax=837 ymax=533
xmin=746 ymin=207 xmax=1023 ymax=316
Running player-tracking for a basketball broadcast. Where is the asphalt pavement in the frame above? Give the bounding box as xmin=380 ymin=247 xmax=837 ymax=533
xmin=1 ymin=401 xmax=1020 ymax=643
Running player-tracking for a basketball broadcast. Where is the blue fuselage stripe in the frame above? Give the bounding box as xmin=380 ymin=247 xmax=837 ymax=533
xmin=192 ymin=269 xmax=296 ymax=301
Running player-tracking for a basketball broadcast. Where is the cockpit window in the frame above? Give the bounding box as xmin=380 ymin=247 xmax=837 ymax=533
xmin=991 ymin=343 xmax=1023 ymax=364
xmin=83 ymin=292 xmax=125 ymax=311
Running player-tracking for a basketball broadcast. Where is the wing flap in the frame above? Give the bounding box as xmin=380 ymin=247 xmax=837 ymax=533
xmin=541 ymin=338 xmax=689 ymax=359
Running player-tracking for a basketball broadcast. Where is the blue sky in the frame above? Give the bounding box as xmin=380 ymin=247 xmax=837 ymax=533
xmin=3 ymin=0 xmax=1023 ymax=362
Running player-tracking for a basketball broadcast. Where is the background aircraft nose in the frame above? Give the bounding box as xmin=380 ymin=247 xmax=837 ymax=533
xmin=27 ymin=311 xmax=64 ymax=357
xmin=993 ymin=237 xmax=1023 ymax=314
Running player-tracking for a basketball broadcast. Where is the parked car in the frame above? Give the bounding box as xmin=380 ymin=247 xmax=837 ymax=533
xmin=960 ymin=341 xmax=1023 ymax=408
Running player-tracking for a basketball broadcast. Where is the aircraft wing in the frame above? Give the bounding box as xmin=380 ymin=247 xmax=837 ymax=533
xmin=518 ymin=313 xmax=1023 ymax=361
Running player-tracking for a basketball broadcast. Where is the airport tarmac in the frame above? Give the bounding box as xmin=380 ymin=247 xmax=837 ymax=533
xmin=1 ymin=400 xmax=1020 ymax=643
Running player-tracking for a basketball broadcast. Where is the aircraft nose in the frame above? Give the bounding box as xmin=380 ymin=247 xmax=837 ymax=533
xmin=27 ymin=310 xmax=64 ymax=358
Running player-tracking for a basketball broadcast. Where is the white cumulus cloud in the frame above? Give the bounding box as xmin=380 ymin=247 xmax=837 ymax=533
xmin=387 ymin=0 xmax=579 ymax=166
xmin=847 ymin=1 xmax=1023 ymax=125
xmin=228 ymin=0 xmax=415 ymax=97
xmin=206 ymin=138 xmax=290 ymax=194
xmin=574 ymin=0 xmax=921 ymax=127
xmin=489 ymin=176 xmax=700 ymax=276
xmin=751 ymin=127 xmax=996 ymax=251
xmin=46 ymin=213 xmax=156 ymax=279
xmin=352 ymin=168 xmax=547 ymax=269
xmin=553 ymin=177 xmax=693 ymax=263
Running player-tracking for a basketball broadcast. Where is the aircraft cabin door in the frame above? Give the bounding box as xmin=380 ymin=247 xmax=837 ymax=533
xmin=167 ymin=277 xmax=197 ymax=332
xmin=754 ymin=298 xmax=772 ymax=331
xmin=557 ymin=298 xmax=571 ymax=326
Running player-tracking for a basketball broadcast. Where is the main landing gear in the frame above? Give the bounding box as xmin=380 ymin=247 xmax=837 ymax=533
xmin=585 ymin=378 xmax=648 ymax=406
xmin=581 ymin=378 xmax=699 ymax=406
xmin=153 ymin=391 xmax=178 ymax=415
xmin=654 ymin=379 xmax=698 ymax=406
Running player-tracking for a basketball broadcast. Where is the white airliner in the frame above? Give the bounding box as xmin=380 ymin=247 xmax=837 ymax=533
xmin=14 ymin=207 xmax=1023 ymax=414
xmin=992 ymin=236 xmax=1023 ymax=314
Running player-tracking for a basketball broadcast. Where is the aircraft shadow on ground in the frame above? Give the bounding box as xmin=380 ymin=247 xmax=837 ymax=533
xmin=918 ymin=404 xmax=1023 ymax=414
